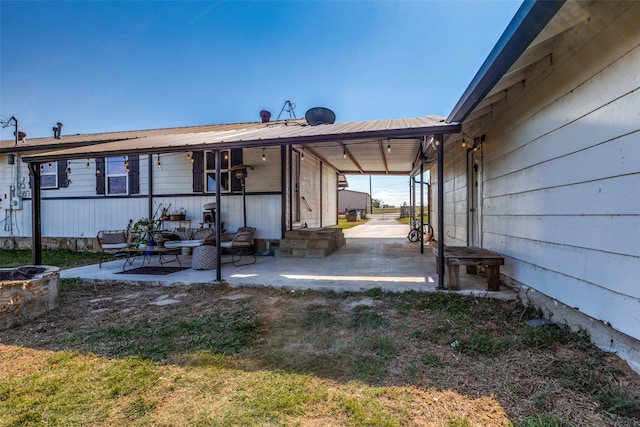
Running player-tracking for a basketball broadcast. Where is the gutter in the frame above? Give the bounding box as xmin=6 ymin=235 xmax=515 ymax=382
xmin=446 ymin=0 xmax=565 ymax=124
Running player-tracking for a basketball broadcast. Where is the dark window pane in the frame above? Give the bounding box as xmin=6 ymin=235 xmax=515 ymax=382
xmin=41 ymin=175 xmax=57 ymax=188
xmin=108 ymin=176 xmax=127 ymax=194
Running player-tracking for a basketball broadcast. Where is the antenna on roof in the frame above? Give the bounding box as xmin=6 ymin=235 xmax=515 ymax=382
xmin=276 ymin=100 xmax=297 ymax=120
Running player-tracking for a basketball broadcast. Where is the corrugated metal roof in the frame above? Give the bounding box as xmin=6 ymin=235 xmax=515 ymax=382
xmin=17 ymin=115 xmax=459 ymax=175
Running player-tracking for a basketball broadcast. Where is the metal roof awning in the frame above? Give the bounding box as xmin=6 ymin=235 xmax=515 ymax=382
xmin=18 ymin=115 xmax=461 ymax=175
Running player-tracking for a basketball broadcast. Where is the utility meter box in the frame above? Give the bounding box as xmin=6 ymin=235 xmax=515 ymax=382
xmin=10 ymin=197 xmax=23 ymax=210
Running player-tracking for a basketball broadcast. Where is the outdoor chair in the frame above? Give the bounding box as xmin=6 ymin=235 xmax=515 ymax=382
xmin=96 ymin=229 xmax=131 ymax=267
xmin=220 ymin=227 xmax=256 ymax=266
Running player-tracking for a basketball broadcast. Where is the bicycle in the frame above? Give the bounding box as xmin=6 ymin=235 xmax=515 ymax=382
xmin=407 ymin=218 xmax=433 ymax=242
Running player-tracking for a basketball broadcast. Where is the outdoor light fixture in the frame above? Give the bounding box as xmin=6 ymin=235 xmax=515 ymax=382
xmin=48 ymin=162 xmax=53 ymax=169
xmin=86 ymin=160 xmax=90 ymax=169
xmin=343 ymin=148 xmax=346 ymax=159
xmin=187 ymin=152 xmax=192 ymax=162
xmin=223 ymin=151 xmax=229 ymax=161
xmin=157 ymin=154 xmax=161 ymax=169
xmin=301 ymin=148 xmax=305 ymax=161
xmin=262 ymin=148 xmax=266 ymax=161
xmin=40 ymin=165 xmax=44 ymax=172
xmin=387 ymin=140 xmax=391 ymax=153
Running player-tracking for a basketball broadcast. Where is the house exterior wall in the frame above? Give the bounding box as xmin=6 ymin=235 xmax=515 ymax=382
xmin=476 ymin=2 xmax=640 ymax=370
xmin=297 ymin=155 xmax=338 ymax=228
xmin=428 ymin=144 xmax=468 ymax=246
xmin=338 ymin=189 xmax=371 ymax=214
xmin=0 ymin=146 xmax=327 ymax=245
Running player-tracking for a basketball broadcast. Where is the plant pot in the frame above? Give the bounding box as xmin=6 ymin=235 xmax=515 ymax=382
xmin=170 ymin=214 xmax=186 ymax=221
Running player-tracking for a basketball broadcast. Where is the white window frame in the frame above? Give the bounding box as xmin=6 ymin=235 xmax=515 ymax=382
xmin=41 ymin=162 xmax=58 ymax=189
xmin=106 ymin=156 xmax=128 ymax=195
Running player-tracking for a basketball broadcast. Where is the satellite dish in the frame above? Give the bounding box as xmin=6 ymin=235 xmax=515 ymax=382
xmin=305 ymin=107 xmax=336 ymax=126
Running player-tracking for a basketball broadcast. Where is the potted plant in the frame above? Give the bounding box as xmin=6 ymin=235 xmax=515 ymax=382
xmin=129 ymin=217 xmax=162 ymax=248
xmin=171 ymin=208 xmax=187 ymax=221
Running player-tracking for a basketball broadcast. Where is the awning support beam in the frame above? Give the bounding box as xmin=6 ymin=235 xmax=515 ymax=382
xmin=28 ymin=163 xmax=42 ymax=265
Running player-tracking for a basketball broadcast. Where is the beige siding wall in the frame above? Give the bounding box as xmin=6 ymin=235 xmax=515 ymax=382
xmin=429 ymin=143 xmax=468 ymax=246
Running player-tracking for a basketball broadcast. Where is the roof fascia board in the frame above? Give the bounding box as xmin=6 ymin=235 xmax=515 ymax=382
xmin=21 ymin=122 xmax=461 ymax=163
xmin=0 ymin=137 xmax=140 ymax=154
xmin=446 ymin=0 xmax=565 ymax=124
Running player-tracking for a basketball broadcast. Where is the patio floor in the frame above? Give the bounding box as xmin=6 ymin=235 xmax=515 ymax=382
xmin=62 ymin=214 xmax=516 ymax=299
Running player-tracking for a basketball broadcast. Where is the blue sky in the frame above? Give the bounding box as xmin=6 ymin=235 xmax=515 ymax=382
xmin=1 ymin=0 xmax=521 ymax=206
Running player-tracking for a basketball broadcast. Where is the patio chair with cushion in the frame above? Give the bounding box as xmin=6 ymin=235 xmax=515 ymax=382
xmin=220 ymin=227 xmax=256 ymax=266
xmin=96 ymin=229 xmax=131 ymax=267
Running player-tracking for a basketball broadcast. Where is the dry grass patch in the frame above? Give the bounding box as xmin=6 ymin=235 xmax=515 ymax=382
xmin=0 ymin=281 xmax=638 ymax=426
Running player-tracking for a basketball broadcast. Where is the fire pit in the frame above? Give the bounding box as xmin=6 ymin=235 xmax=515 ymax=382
xmin=0 ymin=266 xmax=60 ymax=330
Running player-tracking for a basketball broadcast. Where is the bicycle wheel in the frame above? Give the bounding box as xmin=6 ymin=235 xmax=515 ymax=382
xmin=407 ymin=228 xmax=421 ymax=242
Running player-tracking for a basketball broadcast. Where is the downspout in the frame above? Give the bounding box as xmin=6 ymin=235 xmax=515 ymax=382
xmin=28 ymin=162 xmax=42 ymax=265
xmin=436 ymin=134 xmax=446 ymax=290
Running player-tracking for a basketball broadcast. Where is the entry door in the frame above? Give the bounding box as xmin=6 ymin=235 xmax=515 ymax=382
xmin=468 ymin=150 xmax=480 ymax=246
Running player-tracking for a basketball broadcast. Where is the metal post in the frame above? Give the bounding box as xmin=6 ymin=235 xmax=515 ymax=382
xmin=436 ymin=133 xmax=446 ymax=290
xmin=420 ymin=159 xmax=424 ymax=254
xmin=215 ymin=150 xmax=222 ymax=282
xmin=148 ymin=154 xmax=154 ymax=219
xmin=28 ymin=163 xmax=42 ymax=265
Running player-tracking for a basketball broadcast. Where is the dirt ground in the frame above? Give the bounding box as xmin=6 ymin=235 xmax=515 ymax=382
xmin=2 ymin=281 xmax=639 ymax=426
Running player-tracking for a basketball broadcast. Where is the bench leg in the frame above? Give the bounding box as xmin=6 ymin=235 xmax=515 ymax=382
xmin=487 ymin=266 xmax=500 ymax=291
xmin=447 ymin=265 xmax=460 ymax=290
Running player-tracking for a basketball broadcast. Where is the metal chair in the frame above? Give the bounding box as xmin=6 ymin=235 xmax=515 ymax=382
xmin=96 ymin=229 xmax=131 ymax=267
xmin=220 ymin=227 xmax=256 ymax=266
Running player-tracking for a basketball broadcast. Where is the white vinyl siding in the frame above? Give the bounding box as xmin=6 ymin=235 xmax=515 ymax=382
xmin=479 ymin=3 xmax=640 ymax=341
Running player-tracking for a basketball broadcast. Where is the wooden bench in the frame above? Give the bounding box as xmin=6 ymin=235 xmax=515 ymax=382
xmin=433 ymin=246 xmax=505 ymax=291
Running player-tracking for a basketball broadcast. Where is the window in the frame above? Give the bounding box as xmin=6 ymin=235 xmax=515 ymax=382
xmin=106 ymin=156 xmax=128 ymax=195
xmin=41 ymin=162 xmax=58 ymax=189
xmin=205 ymin=150 xmax=230 ymax=192
xmin=192 ymin=149 xmax=242 ymax=193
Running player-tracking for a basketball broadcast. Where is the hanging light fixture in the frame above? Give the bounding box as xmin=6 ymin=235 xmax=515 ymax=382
xmin=48 ymin=162 xmax=53 ymax=169
xmin=223 ymin=151 xmax=229 ymax=161
xmin=187 ymin=152 xmax=192 ymax=162
xmin=301 ymin=148 xmax=305 ymax=161
xmin=96 ymin=166 xmax=101 ymax=175
xmin=85 ymin=160 xmax=90 ymax=169
xmin=262 ymin=148 xmax=266 ymax=161
xmin=343 ymin=147 xmax=347 ymax=159
xmin=387 ymin=140 xmax=391 ymax=153
xmin=157 ymin=154 xmax=161 ymax=169
xmin=461 ymin=134 xmax=467 ymax=148
xmin=40 ymin=164 xmax=44 ymax=172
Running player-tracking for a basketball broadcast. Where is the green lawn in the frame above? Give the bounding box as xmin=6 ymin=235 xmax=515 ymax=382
xmin=1 ymin=249 xmax=103 ymax=269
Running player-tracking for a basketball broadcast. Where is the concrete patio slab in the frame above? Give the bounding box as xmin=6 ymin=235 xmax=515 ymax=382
xmin=61 ymin=214 xmax=516 ymax=299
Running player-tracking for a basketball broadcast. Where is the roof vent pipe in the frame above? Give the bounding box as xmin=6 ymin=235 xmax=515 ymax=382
xmin=260 ymin=110 xmax=271 ymax=123
xmin=52 ymin=122 xmax=63 ymax=139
